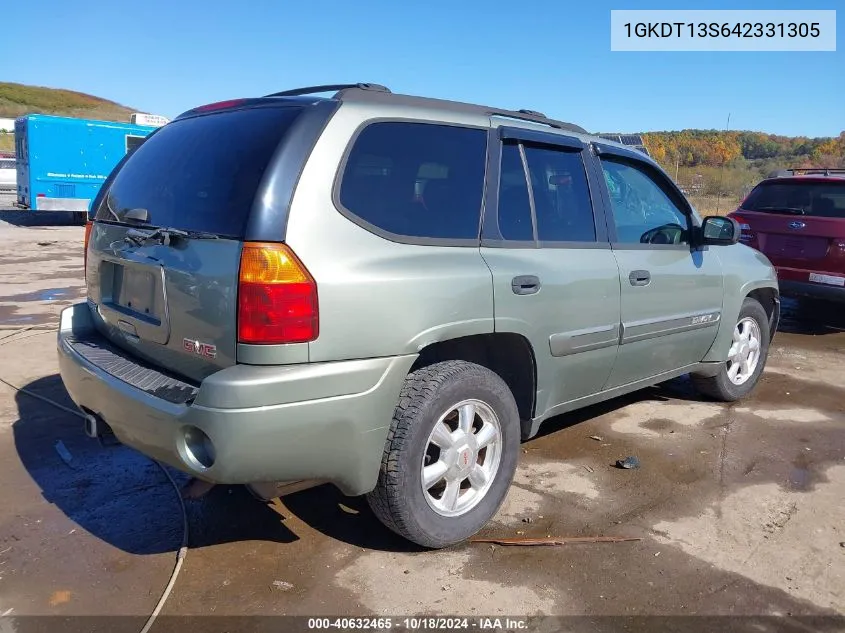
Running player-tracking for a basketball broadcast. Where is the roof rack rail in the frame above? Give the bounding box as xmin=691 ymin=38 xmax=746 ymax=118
xmin=517 ymin=109 xmax=547 ymax=118
xmin=333 ymin=86 xmax=587 ymax=134
xmin=488 ymin=110 xmax=585 ymax=133
xmin=782 ymin=167 xmax=845 ymax=176
xmin=263 ymin=83 xmax=391 ymax=98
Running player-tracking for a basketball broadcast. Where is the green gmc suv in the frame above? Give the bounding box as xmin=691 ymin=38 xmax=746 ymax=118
xmin=58 ymin=83 xmax=780 ymax=548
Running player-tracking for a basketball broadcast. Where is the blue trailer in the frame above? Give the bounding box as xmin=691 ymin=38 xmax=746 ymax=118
xmin=14 ymin=114 xmax=158 ymax=220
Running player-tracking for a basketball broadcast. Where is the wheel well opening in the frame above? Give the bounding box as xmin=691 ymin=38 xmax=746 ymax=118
xmin=748 ymin=287 xmax=780 ymax=339
xmin=411 ymin=334 xmax=537 ymax=424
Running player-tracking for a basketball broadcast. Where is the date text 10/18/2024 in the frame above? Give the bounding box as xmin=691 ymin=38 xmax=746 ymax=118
xmin=307 ymin=617 xmax=529 ymax=630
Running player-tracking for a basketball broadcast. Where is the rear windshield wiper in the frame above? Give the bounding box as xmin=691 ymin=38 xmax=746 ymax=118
xmin=125 ymin=226 xmax=220 ymax=247
xmin=753 ymin=206 xmax=806 ymax=215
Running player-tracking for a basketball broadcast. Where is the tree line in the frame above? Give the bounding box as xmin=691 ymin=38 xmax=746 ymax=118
xmin=643 ymin=130 xmax=845 ymax=170
xmin=637 ymin=130 xmax=845 ymax=208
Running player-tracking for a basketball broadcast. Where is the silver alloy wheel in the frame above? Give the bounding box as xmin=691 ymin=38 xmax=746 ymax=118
xmin=727 ymin=316 xmax=762 ymax=385
xmin=420 ymin=399 xmax=503 ymax=518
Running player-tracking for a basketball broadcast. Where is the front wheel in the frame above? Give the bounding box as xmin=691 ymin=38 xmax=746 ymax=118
xmin=366 ymin=361 xmax=520 ymax=549
xmin=693 ymin=297 xmax=770 ymax=402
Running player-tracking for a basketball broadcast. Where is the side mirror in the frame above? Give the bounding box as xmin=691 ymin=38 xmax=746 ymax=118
xmin=699 ymin=216 xmax=740 ymax=246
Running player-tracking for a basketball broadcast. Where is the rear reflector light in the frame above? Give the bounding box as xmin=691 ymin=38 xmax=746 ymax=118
xmin=237 ymin=243 xmax=318 ymax=344
xmin=37 ymin=193 xmax=45 ymax=197
xmin=83 ymin=221 xmax=93 ymax=274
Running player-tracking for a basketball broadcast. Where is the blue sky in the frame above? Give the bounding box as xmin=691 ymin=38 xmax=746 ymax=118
xmin=6 ymin=0 xmax=843 ymax=137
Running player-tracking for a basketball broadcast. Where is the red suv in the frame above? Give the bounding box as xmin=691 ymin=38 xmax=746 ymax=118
xmin=729 ymin=169 xmax=845 ymax=303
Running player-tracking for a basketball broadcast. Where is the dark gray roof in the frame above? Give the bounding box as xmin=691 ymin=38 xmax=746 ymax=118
xmin=263 ymin=83 xmax=588 ymax=135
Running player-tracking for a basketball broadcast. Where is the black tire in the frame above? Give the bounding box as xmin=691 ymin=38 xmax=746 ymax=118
xmin=366 ymin=360 xmax=520 ymax=549
xmin=692 ymin=297 xmax=770 ymax=402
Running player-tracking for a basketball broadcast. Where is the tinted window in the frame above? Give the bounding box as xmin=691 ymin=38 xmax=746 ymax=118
xmin=742 ymin=181 xmax=845 ymax=218
xmin=497 ymin=143 xmax=533 ymax=241
xmin=523 ymin=145 xmax=595 ymax=242
xmin=339 ymin=122 xmax=487 ymax=240
xmin=601 ymin=158 xmax=690 ymax=245
xmin=97 ymin=107 xmax=302 ymax=237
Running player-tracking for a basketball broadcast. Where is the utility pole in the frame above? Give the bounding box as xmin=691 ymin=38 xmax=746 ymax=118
xmin=715 ymin=112 xmax=731 ymax=214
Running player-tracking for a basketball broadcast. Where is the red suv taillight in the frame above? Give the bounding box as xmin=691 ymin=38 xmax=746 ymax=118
xmin=729 ymin=212 xmax=757 ymax=246
xmin=237 ymin=242 xmax=318 ymax=344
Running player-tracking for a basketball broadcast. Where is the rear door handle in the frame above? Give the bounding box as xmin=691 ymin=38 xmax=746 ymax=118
xmin=629 ymin=270 xmax=651 ymax=286
xmin=512 ymin=275 xmax=541 ymax=295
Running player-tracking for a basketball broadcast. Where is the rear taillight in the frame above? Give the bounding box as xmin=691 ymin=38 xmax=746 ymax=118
xmin=729 ymin=213 xmax=756 ymax=244
xmin=83 ymin=220 xmax=93 ymax=274
xmin=237 ymin=243 xmax=318 ymax=345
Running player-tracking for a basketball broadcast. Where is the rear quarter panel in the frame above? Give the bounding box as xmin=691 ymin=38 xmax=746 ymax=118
xmin=701 ymin=243 xmax=778 ymax=363
xmin=284 ymin=102 xmax=496 ymax=363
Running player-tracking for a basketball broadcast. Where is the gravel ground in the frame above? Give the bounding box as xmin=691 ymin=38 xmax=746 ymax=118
xmin=0 ymin=202 xmax=842 ymax=631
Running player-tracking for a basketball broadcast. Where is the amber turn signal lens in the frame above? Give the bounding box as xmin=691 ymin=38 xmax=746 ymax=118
xmin=239 ymin=242 xmax=311 ymax=285
xmin=237 ymin=243 xmax=318 ymax=345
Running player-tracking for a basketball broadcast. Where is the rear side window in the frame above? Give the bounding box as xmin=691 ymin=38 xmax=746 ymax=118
xmin=742 ymin=181 xmax=845 ymax=218
xmin=96 ymin=107 xmax=303 ymax=237
xmin=522 ymin=144 xmax=595 ymax=242
xmin=495 ymin=141 xmax=596 ymax=243
xmin=497 ymin=144 xmax=534 ymax=241
xmin=338 ymin=122 xmax=487 ymax=240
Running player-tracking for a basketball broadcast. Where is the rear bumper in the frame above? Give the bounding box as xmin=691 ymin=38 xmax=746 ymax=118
xmin=779 ymin=280 xmax=845 ymax=303
xmin=57 ymin=303 xmax=416 ymax=495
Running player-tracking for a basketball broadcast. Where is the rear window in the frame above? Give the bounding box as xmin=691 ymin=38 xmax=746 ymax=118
xmin=338 ymin=122 xmax=487 ymax=240
xmin=742 ymin=180 xmax=845 ymax=218
xmin=96 ymin=106 xmax=302 ymax=237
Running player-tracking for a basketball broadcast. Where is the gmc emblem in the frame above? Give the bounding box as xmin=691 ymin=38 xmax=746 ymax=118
xmin=182 ymin=338 xmax=217 ymax=359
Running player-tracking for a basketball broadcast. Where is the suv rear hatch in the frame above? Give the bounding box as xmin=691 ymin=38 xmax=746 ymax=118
xmin=85 ymin=103 xmax=314 ymax=383
xmin=733 ymin=178 xmax=845 ymax=276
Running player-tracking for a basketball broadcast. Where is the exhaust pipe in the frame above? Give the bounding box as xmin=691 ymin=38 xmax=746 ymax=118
xmin=83 ymin=414 xmax=99 ymax=438
xmin=83 ymin=413 xmax=115 ymax=443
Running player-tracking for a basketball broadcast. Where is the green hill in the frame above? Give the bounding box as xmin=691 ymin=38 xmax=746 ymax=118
xmin=0 ymin=82 xmax=842 ymax=211
xmin=0 ymin=82 xmax=135 ymax=121
xmin=0 ymin=82 xmax=138 ymax=151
